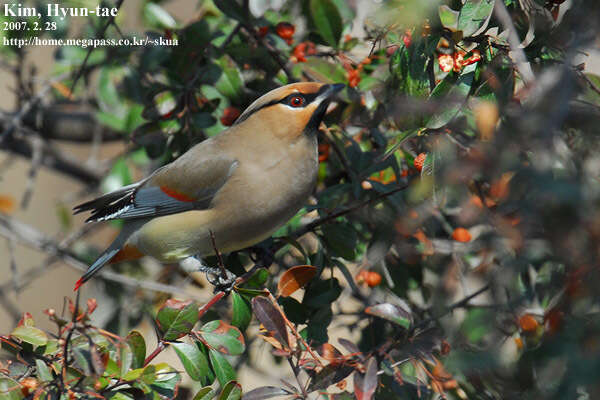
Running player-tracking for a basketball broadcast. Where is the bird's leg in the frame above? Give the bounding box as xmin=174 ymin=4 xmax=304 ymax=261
xmin=180 ymin=255 xmax=236 ymax=289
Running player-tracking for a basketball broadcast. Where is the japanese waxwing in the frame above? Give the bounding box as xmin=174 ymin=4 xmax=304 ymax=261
xmin=73 ymin=82 xmax=345 ymax=290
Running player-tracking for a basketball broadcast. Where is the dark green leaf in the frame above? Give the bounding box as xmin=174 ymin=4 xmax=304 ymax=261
xmin=321 ymin=223 xmax=357 ymax=260
xmin=156 ymin=299 xmax=199 ymax=341
xmin=232 ymin=292 xmax=252 ymax=332
xmin=214 ymin=0 xmax=248 ymax=22
xmin=303 ymin=278 xmax=342 ymax=308
xmin=310 ymin=0 xmax=343 ymax=48
xmin=209 ymin=348 xmax=236 ymax=386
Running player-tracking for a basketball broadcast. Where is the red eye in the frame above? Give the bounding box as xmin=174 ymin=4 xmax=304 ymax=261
xmin=289 ymin=95 xmax=305 ymax=107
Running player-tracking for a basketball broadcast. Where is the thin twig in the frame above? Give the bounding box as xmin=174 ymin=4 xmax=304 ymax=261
xmin=0 ymin=214 xmax=207 ymax=300
xmin=493 ymin=0 xmax=535 ymax=85
xmin=289 ymin=184 xmax=409 ymax=241
xmin=240 ymin=24 xmax=295 ymax=82
xmin=69 ymin=0 xmax=125 ymax=93
xmin=414 ymin=284 xmax=491 ymax=330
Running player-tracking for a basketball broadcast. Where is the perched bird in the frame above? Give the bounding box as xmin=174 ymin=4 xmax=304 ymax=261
xmin=73 ymin=82 xmax=344 ymax=290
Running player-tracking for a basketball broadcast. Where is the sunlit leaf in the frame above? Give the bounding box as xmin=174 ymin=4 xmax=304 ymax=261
xmin=199 ymin=320 xmax=245 ymax=355
xmin=277 ymin=265 xmax=318 ymax=297
xmin=365 ymin=303 xmax=412 ymax=329
xmin=218 ymin=381 xmax=242 ymax=400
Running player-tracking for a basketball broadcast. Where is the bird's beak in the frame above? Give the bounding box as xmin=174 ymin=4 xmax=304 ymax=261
xmin=316 ymin=83 xmax=345 ymax=104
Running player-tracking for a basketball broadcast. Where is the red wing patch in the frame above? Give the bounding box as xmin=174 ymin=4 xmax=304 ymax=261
xmin=160 ymin=186 xmax=196 ymax=202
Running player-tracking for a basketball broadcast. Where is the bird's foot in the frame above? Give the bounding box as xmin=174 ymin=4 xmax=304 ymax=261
xmin=180 ymin=255 xmax=236 ymax=292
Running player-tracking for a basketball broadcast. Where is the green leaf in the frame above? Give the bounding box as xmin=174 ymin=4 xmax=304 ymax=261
xmin=156 ymin=299 xmax=199 ymax=341
xmin=143 ymin=3 xmax=177 ymax=29
xmin=126 ymin=331 xmax=146 ymax=369
xmin=321 ymin=223 xmax=357 ymax=260
xmin=214 ymin=0 xmax=247 ymax=22
xmin=438 ymin=5 xmax=459 ymax=29
xmin=303 ymin=278 xmax=342 ymax=308
xmin=11 ymin=325 xmax=48 ymax=347
xmin=194 ymin=386 xmax=217 ymax=400
xmin=199 ymin=321 xmax=245 ymax=355
xmin=218 ymin=381 xmax=242 ymax=400
xmin=306 ymin=306 xmax=332 ymax=344
xmin=119 ymin=343 xmax=133 ymax=378
xmin=0 ymin=377 xmax=23 ymax=400
xmin=35 ymin=359 xmax=53 ymax=382
xmin=172 ymin=342 xmax=211 ymax=383
xmin=310 ymin=0 xmax=343 ymax=48
xmin=458 ymin=0 xmax=495 ymax=37
xmin=231 ymin=292 xmax=252 ymax=332
xmin=215 ymin=56 xmax=244 ymax=99
xmin=209 ymin=348 xmax=236 ymax=386
xmin=427 ymin=63 xmax=477 ymax=129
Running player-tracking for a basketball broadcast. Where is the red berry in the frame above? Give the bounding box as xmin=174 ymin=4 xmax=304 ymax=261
xmin=220 ymin=106 xmax=241 ymax=126
xmin=403 ymin=29 xmax=412 ymax=47
xmin=413 ymin=153 xmax=426 ymax=171
xmin=275 ymin=22 xmax=295 ymax=40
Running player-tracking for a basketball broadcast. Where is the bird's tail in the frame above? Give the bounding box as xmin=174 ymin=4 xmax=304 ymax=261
xmin=74 ymin=220 xmax=146 ymax=291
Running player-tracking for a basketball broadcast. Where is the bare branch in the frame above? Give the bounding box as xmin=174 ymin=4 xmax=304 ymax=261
xmin=0 ymin=214 xmax=208 ymax=300
xmin=493 ymin=0 xmax=535 ymax=85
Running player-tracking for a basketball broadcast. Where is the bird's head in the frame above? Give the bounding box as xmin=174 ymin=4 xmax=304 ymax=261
xmin=234 ymin=82 xmax=345 ymax=139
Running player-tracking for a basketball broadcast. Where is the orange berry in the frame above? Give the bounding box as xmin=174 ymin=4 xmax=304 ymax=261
xmin=275 ymin=22 xmax=295 ymax=40
xmin=318 ymin=142 xmax=330 ymax=162
xmin=365 ymin=271 xmax=382 ymax=287
xmin=347 ymin=68 xmax=361 ymax=88
xmin=361 ymin=180 xmax=373 ymax=190
xmin=519 ymin=314 xmax=539 ymax=332
xmin=413 ymin=153 xmax=426 ymax=171
xmin=451 ymin=227 xmax=471 ymax=242
xmin=220 ymin=106 xmax=241 ymax=126
xmin=355 ymin=269 xmax=369 ymax=285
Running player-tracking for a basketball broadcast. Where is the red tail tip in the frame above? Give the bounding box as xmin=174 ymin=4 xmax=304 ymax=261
xmin=74 ymin=277 xmax=84 ymax=292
